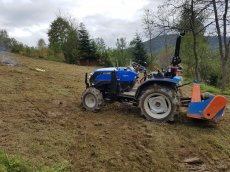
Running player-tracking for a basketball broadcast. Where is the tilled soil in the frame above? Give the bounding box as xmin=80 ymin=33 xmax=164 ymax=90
xmin=0 ymin=52 xmax=230 ymax=171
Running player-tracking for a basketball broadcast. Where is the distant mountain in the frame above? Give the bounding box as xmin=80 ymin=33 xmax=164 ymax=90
xmin=143 ymin=34 xmax=221 ymax=53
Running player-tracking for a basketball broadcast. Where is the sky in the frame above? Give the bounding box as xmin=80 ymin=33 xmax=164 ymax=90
xmin=0 ymin=0 xmax=163 ymax=47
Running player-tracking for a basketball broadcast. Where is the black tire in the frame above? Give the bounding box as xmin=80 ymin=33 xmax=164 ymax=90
xmin=139 ymin=86 xmax=177 ymax=122
xmin=81 ymin=87 xmax=104 ymax=112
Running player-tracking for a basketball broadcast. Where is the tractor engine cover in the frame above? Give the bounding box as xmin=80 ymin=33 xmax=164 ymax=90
xmin=89 ymin=67 xmax=138 ymax=92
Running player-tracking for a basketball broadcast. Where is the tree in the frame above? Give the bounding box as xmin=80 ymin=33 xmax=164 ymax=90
xmin=62 ymin=28 xmax=79 ymax=64
xmin=176 ymin=0 xmax=207 ymax=80
xmin=0 ymin=30 xmax=11 ymax=50
xmin=116 ymin=37 xmax=127 ymax=64
xmin=37 ymin=38 xmax=46 ymax=49
xmin=130 ymin=34 xmax=148 ymax=66
xmin=78 ymin=23 xmax=96 ymax=61
xmin=114 ymin=37 xmax=130 ymax=66
xmin=116 ymin=37 xmax=127 ymax=51
xmin=89 ymin=39 xmax=97 ymax=60
xmin=48 ymin=16 xmax=81 ymax=64
xmin=145 ymin=0 xmax=212 ymax=80
xmin=211 ymin=0 xmax=230 ymax=89
xmin=94 ymin=38 xmax=111 ymax=66
xmin=143 ymin=9 xmax=155 ymax=61
xmin=8 ymin=38 xmax=23 ymax=53
xmin=48 ymin=17 xmax=71 ymax=53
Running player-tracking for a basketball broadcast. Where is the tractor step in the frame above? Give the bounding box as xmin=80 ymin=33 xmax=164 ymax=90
xmin=180 ymin=97 xmax=191 ymax=100
xmin=180 ymin=97 xmax=191 ymax=107
xmin=118 ymin=94 xmax=136 ymax=103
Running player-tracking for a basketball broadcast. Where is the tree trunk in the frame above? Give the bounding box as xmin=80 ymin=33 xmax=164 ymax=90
xmin=222 ymin=59 xmax=228 ymax=88
xmin=164 ymin=32 xmax=168 ymax=55
xmin=192 ymin=33 xmax=200 ymax=80
xmin=212 ymin=0 xmax=228 ymax=89
xmin=149 ymin=34 xmax=153 ymax=62
xmin=222 ymin=0 xmax=229 ymax=89
xmin=191 ymin=0 xmax=200 ymax=80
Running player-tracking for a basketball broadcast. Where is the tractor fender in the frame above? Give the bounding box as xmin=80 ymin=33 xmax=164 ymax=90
xmin=135 ymin=78 xmax=178 ymax=99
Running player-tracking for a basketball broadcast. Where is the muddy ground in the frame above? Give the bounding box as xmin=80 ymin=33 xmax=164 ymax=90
xmin=0 ymin=52 xmax=230 ymax=171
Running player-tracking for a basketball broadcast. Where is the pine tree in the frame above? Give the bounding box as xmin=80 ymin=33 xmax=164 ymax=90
xmin=130 ymin=34 xmax=147 ymax=66
xmin=78 ymin=23 xmax=96 ymax=60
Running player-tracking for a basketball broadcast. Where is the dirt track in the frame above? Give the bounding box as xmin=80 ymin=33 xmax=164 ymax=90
xmin=0 ymin=52 xmax=230 ymax=171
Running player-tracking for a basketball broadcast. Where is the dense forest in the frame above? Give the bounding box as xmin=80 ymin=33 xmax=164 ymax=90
xmin=0 ymin=0 xmax=230 ymax=90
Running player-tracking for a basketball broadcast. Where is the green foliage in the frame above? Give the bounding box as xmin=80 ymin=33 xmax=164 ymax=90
xmin=176 ymin=2 xmax=205 ymax=34
xmin=200 ymin=83 xmax=230 ymax=95
xmin=116 ymin=38 xmax=127 ymax=51
xmin=36 ymin=38 xmax=47 ymax=59
xmin=10 ymin=38 xmax=24 ymax=53
xmin=200 ymin=55 xmax=221 ymax=87
xmin=78 ymin=23 xmax=96 ymax=60
xmin=47 ymin=17 xmax=80 ymax=64
xmin=181 ymin=34 xmax=208 ymax=77
xmin=48 ymin=17 xmax=71 ymax=53
xmin=130 ymin=34 xmax=148 ymax=66
xmin=62 ymin=28 xmax=79 ymax=64
xmin=154 ymin=47 xmax=174 ymax=68
xmin=0 ymin=30 xmax=12 ymax=50
xmin=37 ymin=39 xmax=46 ymax=49
xmin=107 ymin=49 xmax=131 ymax=67
xmin=102 ymin=37 xmax=132 ymax=67
xmin=94 ymin=38 xmax=111 ymax=66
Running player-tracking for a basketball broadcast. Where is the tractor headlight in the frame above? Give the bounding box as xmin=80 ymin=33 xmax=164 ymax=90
xmin=88 ymin=72 xmax=93 ymax=79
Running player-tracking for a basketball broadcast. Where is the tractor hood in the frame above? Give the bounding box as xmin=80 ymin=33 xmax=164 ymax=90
xmin=91 ymin=67 xmax=137 ymax=83
xmin=94 ymin=67 xmax=117 ymax=72
xmin=94 ymin=67 xmax=134 ymax=72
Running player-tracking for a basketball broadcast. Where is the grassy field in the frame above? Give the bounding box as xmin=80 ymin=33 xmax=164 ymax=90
xmin=0 ymin=52 xmax=230 ymax=171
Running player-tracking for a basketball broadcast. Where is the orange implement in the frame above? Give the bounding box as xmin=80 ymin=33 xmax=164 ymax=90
xmin=191 ymin=83 xmax=201 ymax=102
xmin=203 ymin=95 xmax=227 ymax=119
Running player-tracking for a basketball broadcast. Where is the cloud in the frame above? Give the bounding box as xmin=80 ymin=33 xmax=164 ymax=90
xmin=83 ymin=14 xmax=143 ymax=47
xmin=0 ymin=0 xmax=165 ymax=47
xmin=0 ymin=0 xmax=52 ymax=27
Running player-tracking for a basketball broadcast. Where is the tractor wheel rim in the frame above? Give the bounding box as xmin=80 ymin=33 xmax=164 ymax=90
xmin=85 ymin=94 xmax=97 ymax=108
xmin=144 ymin=93 xmax=172 ymax=119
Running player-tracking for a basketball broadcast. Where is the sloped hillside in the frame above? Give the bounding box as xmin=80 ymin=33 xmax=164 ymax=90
xmin=0 ymin=52 xmax=229 ymax=171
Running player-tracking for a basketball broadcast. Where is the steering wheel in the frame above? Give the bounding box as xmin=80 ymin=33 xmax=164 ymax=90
xmin=131 ymin=62 xmax=145 ymax=73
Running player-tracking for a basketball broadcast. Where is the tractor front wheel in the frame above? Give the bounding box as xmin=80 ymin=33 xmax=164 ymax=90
xmin=139 ymin=87 xmax=176 ymax=122
xmin=81 ymin=87 xmax=104 ymax=112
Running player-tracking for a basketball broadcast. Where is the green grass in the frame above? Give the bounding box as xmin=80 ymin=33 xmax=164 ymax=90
xmin=0 ymin=150 xmax=31 ymax=172
xmin=200 ymin=83 xmax=230 ymax=95
xmin=183 ymin=78 xmax=230 ymax=95
xmin=0 ymin=150 xmax=71 ymax=172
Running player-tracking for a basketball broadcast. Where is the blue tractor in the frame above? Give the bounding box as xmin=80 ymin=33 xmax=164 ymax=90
xmin=81 ymin=33 xmax=227 ymax=122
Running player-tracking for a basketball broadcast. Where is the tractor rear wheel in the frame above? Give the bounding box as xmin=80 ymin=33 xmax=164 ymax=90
xmin=81 ymin=87 xmax=104 ymax=112
xmin=139 ymin=86 xmax=177 ymax=122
